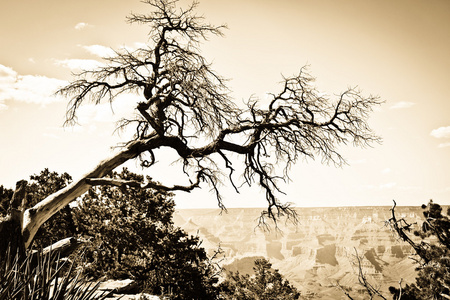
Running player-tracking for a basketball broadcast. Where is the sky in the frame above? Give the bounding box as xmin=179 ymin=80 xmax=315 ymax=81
xmin=0 ymin=0 xmax=449 ymax=209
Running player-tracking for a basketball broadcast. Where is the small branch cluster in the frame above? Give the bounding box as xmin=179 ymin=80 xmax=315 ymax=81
xmin=386 ymin=200 xmax=430 ymax=264
xmin=341 ymin=248 xmax=387 ymax=300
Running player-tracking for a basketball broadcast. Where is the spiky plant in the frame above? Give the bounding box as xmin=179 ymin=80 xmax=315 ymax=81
xmin=0 ymin=247 xmax=113 ymax=300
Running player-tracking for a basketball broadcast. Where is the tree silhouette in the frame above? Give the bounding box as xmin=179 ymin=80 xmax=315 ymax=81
xmin=388 ymin=200 xmax=450 ymax=299
xmin=0 ymin=0 xmax=382 ymax=256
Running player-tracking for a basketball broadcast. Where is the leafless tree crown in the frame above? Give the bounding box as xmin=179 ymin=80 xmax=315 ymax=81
xmin=57 ymin=0 xmax=382 ymax=221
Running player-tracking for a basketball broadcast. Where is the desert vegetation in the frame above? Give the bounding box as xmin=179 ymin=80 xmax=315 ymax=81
xmin=329 ymin=200 xmax=450 ymax=299
xmin=1 ymin=169 xmax=221 ymax=298
xmin=3 ymin=169 xmax=450 ymax=299
xmin=385 ymin=200 xmax=450 ymax=299
xmin=218 ymin=258 xmax=301 ymax=299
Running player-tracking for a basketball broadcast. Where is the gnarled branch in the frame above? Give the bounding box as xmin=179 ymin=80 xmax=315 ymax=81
xmin=85 ymin=169 xmax=205 ymax=192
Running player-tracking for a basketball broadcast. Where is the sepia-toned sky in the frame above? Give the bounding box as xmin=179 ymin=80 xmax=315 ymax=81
xmin=0 ymin=0 xmax=449 ymax=209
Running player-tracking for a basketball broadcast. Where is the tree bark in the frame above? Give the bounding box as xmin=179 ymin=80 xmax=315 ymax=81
xmin=21 ymin=140 xmax=145 ymax=248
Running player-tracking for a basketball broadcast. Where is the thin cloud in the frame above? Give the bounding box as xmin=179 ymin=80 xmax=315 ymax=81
xmin=117 ymin=42 xmax=148 ymax=53
xmin=0 ymin=64 xmax=66 ymax=105
xmin=0 ymin=64 xmax=16 ymax=109
xmin=390 ymin=101 xmax=415 ymax=110
xmin=74 ymin=22 xmax=92 ymax=30
xmin=431 ymin=126 xmax=450 ymax=139
xmin=438 ymin=142 xmax=450 ymax=148
xmin=133 ymin=42 xmax=147 ymax=49
xmin=55 ymin=59 xmax=104 ymax=71
xmin=0 ymin=64 xmax=16 ymax=80
xmin=74 ymin=93 xmax=138 ymax=126
xmin=0 ymin=65 xmax=13 ymax=109
xmin=80 ymin=42 xmax=147 ymax=59
xmin=82 ymin=45 xmax=116 ymax=58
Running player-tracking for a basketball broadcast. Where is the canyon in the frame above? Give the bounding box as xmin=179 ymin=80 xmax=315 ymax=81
xmin=174 ymin=206 xmax=426 ymax=299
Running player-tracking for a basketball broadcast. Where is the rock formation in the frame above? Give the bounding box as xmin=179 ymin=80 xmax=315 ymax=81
xmin=174 ymin=206 xmax=425 ymax=299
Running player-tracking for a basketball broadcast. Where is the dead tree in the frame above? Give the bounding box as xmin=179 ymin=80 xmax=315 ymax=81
xmin=0 ymin=0 xmax=382 ymax=257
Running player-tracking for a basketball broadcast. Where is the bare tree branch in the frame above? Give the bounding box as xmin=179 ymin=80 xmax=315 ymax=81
xmin=351 ymin=247 xmax=387 ymax=299
xmin=386 ymin=200 xmax=430 ymax=264
xmin=85 ymin=169 xmax=205 ymax=192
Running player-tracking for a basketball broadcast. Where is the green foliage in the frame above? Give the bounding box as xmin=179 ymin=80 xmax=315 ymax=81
xmin=72 ymin=168 xmax=220 ymax=299
xmin=219 ymin=258 xmax=300 ymax=300
xmin=390 ymin=200 xmax=450 ymax=299
xmin=0 ymin=247 xmax=110 ymax=300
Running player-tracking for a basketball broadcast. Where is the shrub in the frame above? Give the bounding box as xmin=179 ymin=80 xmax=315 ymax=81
xmin=72 ymin=169 xmax=220 ymax=299
xmin=219 ymin=258 xmax=300 ymax=300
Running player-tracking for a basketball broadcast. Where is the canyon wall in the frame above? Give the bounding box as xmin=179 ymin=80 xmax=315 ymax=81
xmin=174 ymin=206 xmax=426 ymax=299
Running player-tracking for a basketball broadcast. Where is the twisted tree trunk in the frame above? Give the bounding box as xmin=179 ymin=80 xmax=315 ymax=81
xmin=21 ymin=141 xmax=143 ymax=249
xmin=0 ymin=141 xmax=144 ymax=259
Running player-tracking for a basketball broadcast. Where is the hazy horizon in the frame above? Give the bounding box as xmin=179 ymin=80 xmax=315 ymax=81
xmin=174 ymin=203 xmax=438 ymax=210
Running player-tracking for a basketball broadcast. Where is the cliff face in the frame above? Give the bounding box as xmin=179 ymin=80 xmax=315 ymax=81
xmin=174 ymin=206 xmax=425 ymax=299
